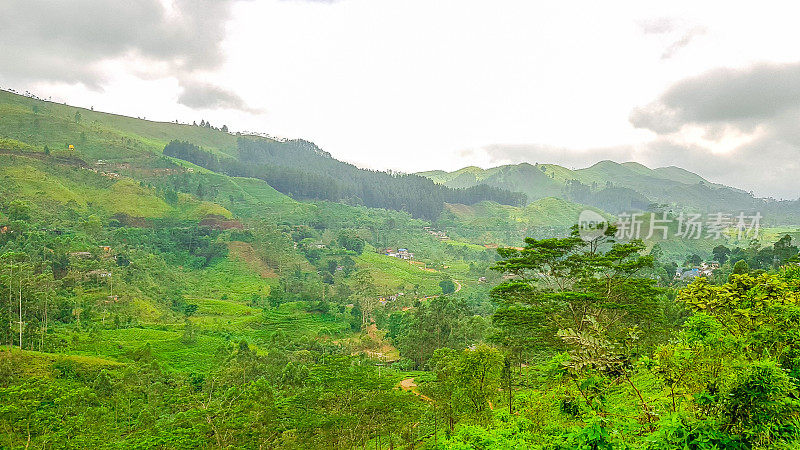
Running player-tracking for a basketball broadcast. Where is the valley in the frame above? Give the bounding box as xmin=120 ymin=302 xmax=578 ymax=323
xmin=2 ymin=89 xmax=800 ymax=448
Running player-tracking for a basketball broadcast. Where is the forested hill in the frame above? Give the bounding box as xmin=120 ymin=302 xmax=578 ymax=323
xmin=163 ymin=139 xmax=527 ymax=220
xmin=419 ymin=161 xmax=800 ymax=223
xmin=0 ymin=88 xmax=525 ymax=220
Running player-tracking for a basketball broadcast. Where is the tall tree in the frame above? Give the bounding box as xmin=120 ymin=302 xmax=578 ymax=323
xmin=351 ymin=270 xmax=378 ymax=329
xmin=490 ymin=225 xmax=660 ymax=362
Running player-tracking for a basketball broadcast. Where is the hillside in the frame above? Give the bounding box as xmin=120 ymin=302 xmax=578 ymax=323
xmin=1 ymin=89 xmax=526 ymax=221
xmin=3 ymin=89 xmax=800 ymax=449
xmin=419 ymin=163 xmax=564 ymax=200
xmin=0 ymin=88 xmax=508 ymax=446
xmin=0 ymin=88 xmax=511 ymax=327
xmin=438 ymin=197 xmax=611 ymax=245
xmin=419 ymin=161 xmax=800 ymax=223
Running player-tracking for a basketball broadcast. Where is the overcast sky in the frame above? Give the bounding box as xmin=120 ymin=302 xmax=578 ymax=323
xmin=2 ymin=0 xmax=800 ymax=199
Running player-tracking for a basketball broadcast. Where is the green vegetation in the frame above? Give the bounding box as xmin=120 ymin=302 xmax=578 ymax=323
xmin=420 ymin=161 xmax=800 ymax=223
xmin=3 ymin=89 xmax=800 ymax=448
xmin=164 ymin=138 xmax=527 ymax=220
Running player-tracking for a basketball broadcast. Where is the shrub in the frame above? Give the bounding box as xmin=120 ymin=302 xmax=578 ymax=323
xmin=645 ymin=415 xmax=746 ymax=450
xmin=721 ymin=360 xmax=800 ymax=445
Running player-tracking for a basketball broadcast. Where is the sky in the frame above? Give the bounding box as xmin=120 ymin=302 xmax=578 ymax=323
xmin=1 ymin=0 xmax=800 ymax=199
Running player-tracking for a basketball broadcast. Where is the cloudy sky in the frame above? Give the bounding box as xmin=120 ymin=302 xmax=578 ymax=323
xmin=2 ymin=0 xmax=799 ymax=199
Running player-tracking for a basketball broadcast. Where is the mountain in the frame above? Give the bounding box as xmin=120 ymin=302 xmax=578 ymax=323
xmin=418 ymin=163 xmax=563 ymax=198
xmin=3 ymin=88 xmax=800 ymax=449
xmin=0 ymin=89 xmax=524 ymax=221
xmin=419 ymin=161 xmax=800 ymax=223
xmin=162 ymin=138 xmax=527 ymax=220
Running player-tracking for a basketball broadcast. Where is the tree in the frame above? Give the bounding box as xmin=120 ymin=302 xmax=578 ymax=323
xmin=93 ymin=369 xmax=114 ymax=397
xmin=181 ymin=319 xmax=197 ymax=344
xmin=6 ymin=201 xmax=30 ymax=221
xmin=183 ymin=303 xmax=198 ymax=318
xmin=425 ymin=348 xmax=460 ymax=435
xmin=721 ymin=360 xmax=799 ymax=445
xmin=458 ymin=344 xmax=503 ymax=421
xmin=0 ymin=252 xmax=20 ymax=347
xmin=340 ymin=256 xmax=356 ymax=276
xmin=687 ymin=253 xmax=702 ymax=266
xmin=351 ymin=270 xmax=378 ymax=329
xmin=35 ymin=271 xmax=55 ymax=351
xmin=773 ymin=234 xmax=798 ymax=265
xmin=712 ymin=245 xmax=731 ymax=265
xmin=428 ymin=344 xmax=503 ymax=425
xmin=0 ymin=306 xmax=10 ymax=348
xmin=732 ymin=259 xmax=750 ymax=275
xmin=439 ymin=279 xmax=456 ymax=295
xmin=502 ymin=356 xmax=513 ymax=414
xmin=672 ymin=270 xmax=800 ymax=446
xmin=559 ymin=317 xmax=654 ymax=426
xmin=490 ymin=226 xmax=659 ymax=357
xmin=337 ymin=232 xmax=365 ymax=255
xmin=325 ymin=259 xmax=338 ymax=275
xmin=81 ymin=214 xmax=102 ymax=236
xmin=390 ymin=296 xmax=486 ymax=368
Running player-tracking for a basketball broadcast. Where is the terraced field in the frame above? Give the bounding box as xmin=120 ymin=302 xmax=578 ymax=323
xmin=259 ymin=302 xmax=350 ymax=336
xmin=356 ymin=247 xmax=445 ymax=296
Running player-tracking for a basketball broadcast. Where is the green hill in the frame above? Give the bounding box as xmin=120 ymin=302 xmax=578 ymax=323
xmin=419 ymin=163 xmax=563 ymax=200
xmin=1 ymin=89 xmax=528 ymax=221
xmin=3 ymin=86 xmax=800 ymax=449
xmin=0 ymin=89 xmax=506 ymax=351
xmin=0 ymin=89 xmax=240 ymax=159
xmin=418 ymin=160 xmax=800 ymax=223
xmin=437 ymin=197 xmax=611 ymax=245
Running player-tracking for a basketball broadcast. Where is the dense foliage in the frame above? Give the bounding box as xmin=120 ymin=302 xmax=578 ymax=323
xmin=5 ymin=90 xmax=800 ymax=449
xmin=164 ymin=139 xmax=527 ymax=220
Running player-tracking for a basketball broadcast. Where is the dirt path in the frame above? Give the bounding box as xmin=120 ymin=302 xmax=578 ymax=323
xmin=399 ymin=377 xmax=432 ymax=402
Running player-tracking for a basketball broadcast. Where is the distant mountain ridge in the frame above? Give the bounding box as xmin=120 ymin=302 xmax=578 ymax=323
xmin=417 ymin=160 xmax=799 ymax=221
xmin=419 ymin=160 xmax=733 ymax=196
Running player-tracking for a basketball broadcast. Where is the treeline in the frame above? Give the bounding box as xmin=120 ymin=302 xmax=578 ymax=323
xmin=420 ymin=227 xmax=800 ymax=448
xmin=562 ymin=179 xmax=651 ymax=213
xmin=163 ymin=139 xmax=526 ymax=220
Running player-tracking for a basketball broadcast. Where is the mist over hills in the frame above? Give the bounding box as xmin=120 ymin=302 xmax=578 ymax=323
xmin=418 ymin=161 xmax=800 ymax=224
xmin=3 ymin=87 xmax=800 ymax=227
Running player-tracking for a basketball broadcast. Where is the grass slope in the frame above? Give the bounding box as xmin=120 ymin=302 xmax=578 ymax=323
xmin=356 ymin=245 xmax=445 ymax=296
xmin=439 ymin=197 xmax=611 ymax=245
xmin=418 ymin=160 xmax=768 ymax=216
